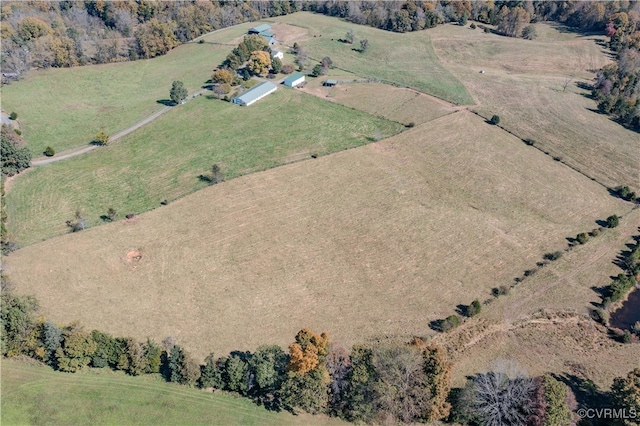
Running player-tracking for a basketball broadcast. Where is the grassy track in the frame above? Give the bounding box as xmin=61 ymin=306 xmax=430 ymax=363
xmin=0 ymin=22 xmax=253 ymax=155
xmin=268 ymin=13 xmax=474 ymax=105
xmin=5 ymin=89 xmax=404 ymax=246
xmin=4 ymin=112 xmax=629 ymax=359
xmin=0 ymin=359 xmax=341 ymax=425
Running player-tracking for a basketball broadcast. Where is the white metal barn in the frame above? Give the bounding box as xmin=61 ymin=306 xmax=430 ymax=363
xmin=231 ymin=81 xmax=277 ymax=106
xmin=283 ymin=72 xmax=305 ymax=87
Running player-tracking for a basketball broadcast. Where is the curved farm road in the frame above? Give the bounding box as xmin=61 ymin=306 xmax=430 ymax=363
xmin=31 ymin=90 xmax=206 ymax=166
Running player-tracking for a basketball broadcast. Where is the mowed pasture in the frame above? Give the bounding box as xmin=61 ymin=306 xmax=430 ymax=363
xmin=4 ymin=111 xmax=629 ymax=360
xmin=5 ymin=89 xmax=403 ymax=246
xmin=1 ymin=359 xmax=342 ymax=426
xmin=268 ymin=13 xmax=474 ymax=105
xmin=0 ymin=22 xmax=254 ymax=155
xmin=434 ymin=209 xmax=640 ymax=388
xmin=429 ymin=22 xmax=639 ymax=190
xmin=302 ymin=81 xmax=458 ymax=126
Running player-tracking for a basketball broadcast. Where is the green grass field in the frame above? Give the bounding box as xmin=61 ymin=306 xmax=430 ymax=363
xmin=0 ymin=22 xmax=253 ymax=155
xmin=1 ymin=358 xmax=342 ymax=425
xmin=268 ymin=13 xmax=474 ymax=105
xmin=5 ymin=89 xmax=404 ymax=246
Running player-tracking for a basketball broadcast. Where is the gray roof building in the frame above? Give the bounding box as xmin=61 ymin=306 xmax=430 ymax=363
xmin=248 ymin=24 xmax=271 ymax=34
xmin=231 ymin=81 xmax=277 ymax=106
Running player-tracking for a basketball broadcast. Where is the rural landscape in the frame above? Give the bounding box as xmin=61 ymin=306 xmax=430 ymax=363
xmin=1 ymin=1 xmax=639 ymax=425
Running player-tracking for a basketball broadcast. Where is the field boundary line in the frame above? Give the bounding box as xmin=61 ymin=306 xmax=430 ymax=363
xmin=467 ymin=109 xmax=636 ymax=198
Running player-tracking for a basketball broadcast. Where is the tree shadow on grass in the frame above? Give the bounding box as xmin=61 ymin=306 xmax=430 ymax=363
xmin=429 ymin=319 xmax=444 ymax=332
xmin=552 ymin=373 xmax=612 ymax=426
xmin=455 ymin=304 xmax=469 ymax=317
xmin=157 ymin=99 xmax=175 ymax=106
xmin=198 ymin=174 xmax=213 ymax=184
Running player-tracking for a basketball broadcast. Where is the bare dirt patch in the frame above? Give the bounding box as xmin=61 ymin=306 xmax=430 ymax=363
xmin=269 ymin=22 xmax=309 ymax=44
xmin=126 ymin=250 xmax=143 ymax=262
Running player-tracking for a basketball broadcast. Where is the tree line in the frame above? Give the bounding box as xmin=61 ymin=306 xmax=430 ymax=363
xmin=2 ymin=272 xmax=638 ymax=424
xmin=0 ymin=0 xmax=304 ymax=77
xmin=592 ymin=9 xmax=640 ymax=132
xmin=1 ymin=1 xmax=635 ymax=75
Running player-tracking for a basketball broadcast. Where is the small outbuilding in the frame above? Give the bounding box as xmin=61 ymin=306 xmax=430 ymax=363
xmin=248 ymin=24 xmax=271 ymax=34
xmin=231 ymin=81 xmax=277 ymax=106
xmin=271 ymin=50 xmax=284 ymax=60
xmin=323 ymin=79 xmax=337 ymax=87
xmin=283 ymin=72 xmax=305 ymax=87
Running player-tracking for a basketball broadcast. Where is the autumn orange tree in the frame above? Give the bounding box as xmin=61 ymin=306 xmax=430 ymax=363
xmin=212 ymin=69 xmax=234 ymax=85
xmin=280 ymin=328 xmax=331 ymax=414
xmin=247 ymin=50 xmax=271 ymax=77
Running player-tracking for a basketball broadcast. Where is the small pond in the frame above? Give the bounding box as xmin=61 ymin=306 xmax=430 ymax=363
xmin=610 ymin=287 xmax=640 ymax=331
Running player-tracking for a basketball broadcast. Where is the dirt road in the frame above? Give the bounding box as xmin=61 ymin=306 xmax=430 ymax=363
xmin=31 ymin=90 xmax=206 ymax=166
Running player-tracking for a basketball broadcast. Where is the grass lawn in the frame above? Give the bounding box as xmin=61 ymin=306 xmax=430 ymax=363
xmin=429 ymin=21 xmax=640 ymax=190
xmin=268 ymin=13 xmax=474 ymax=105
xmin=0 ymin=358 xmax=342 ymax=425
xmin=5 ymin=89 xmax=404 ymax=246
xmin=4 ymin=111 xmax=629 ymax=360
xmin=0 ymin=22 xmax=254 ymax=155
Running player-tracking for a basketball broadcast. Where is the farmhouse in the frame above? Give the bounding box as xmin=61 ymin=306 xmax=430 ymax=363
xmin=283 ymin=72 xmax=305 ymax=87
xmin=231 ymin=81 xmax=277 ymax=106
xmin=271 ymin=50 xmax=284 ymax=60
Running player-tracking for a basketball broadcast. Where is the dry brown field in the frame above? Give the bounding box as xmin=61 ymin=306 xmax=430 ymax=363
xmin=433 ymin=209 xmax=640 ymax=388
xmin=429 ymin=22 xmax=639 ymax=190
xmin=301 ymin=82 xmax=458 ymax=126
xmin=4 ymin=111 xmax=629 ymax=360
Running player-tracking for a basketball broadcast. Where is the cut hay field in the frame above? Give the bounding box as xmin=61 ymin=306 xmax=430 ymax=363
xmin=429 ymin=22 xmax=639 ymax=190
xmin=1 ymin=358 xmax=342 ymax=426
xmin=433 ymin=209 xmax=640 ymax=388
xmin=268 ymin=12 xmax=474 ymax=105
xmin=0 ymin=22 xmax=254 ymax=155
xmin=5 ymin=89 xmax=403 ymax=246
xmin=3 ymin=111 xmax=630 ymax=360
xmin=301 ymin=82 xmax=458 ymax=126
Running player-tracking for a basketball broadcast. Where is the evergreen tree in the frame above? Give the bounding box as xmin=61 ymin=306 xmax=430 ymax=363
xmin=170 ymin=80 xmax=188 ymax=104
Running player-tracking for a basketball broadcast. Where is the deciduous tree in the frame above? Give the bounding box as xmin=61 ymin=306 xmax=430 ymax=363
xmin=134 ymin=18 xmax=178 ymax=59
xmin=212 ymin=69 xmax=233 ymax=85
xmin=55 ymin=326 xmax=98 ymax=372
xmin=247 ymin=50 xmax=271 ymax=76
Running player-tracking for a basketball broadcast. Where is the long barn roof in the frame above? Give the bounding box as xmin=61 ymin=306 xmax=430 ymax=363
xmin=233 ymin=81 xmax=277 ymax=105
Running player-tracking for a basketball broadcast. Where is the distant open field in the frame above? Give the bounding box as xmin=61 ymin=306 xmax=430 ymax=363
xmin=1 ymin=359 xmax=341 ymax=426
xmin=0 ymin=22 xmax=254 ymax=155
xmin=268 ymin=13 xmax=474 ymax=105
xmin=302 ymin=81 xmax=458 ymax=126
xmin=433 ymin=209 xmax=640 ymax=388
xmin=5 ymin=89 xmax=403 ymax=246
xmin=429 ymin=22 xmax=639 ymax=190
xmin=4 ymin=111 xmax=629 ymax=360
